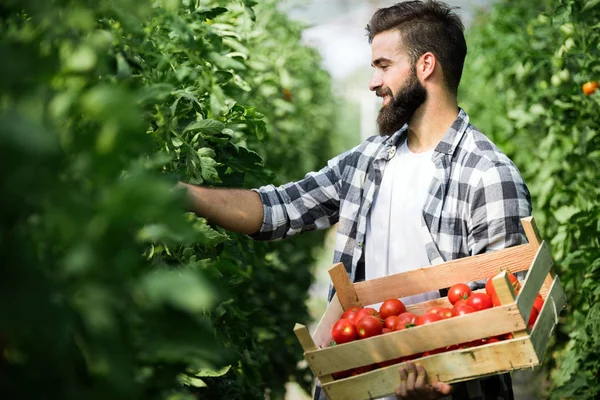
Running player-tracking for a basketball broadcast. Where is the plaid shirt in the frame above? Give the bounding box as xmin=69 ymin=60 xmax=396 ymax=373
xmin=252 ymin=109 xmax=531 ymax=400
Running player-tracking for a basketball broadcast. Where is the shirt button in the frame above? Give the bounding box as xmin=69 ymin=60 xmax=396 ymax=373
xmin=389 ymin=147 xmax=396 ymax=156
xmin=358 ymin=241 xmax=363 ymax=248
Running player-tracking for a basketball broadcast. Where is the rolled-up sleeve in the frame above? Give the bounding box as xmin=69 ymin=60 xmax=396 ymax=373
xmin=250 ymin=155 xmax=344 ymax=241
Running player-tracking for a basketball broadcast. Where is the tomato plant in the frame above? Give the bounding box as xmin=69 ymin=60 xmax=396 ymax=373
xmin=582 ymin=81 xmax=598 ymax=95
xmin=461 ymin=1 xmax=600 ymax=396
xmin=0 ymin=0 xmax=341 ymax=399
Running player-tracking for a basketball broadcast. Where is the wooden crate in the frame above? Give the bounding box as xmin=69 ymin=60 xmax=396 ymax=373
xmin=294 ymin=217 xmax=567 ymax=400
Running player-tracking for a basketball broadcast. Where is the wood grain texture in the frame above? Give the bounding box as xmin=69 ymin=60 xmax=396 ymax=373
xmin=306 ymin=304 xmax=525 ymax=376
xmin=516 ymin=241 xmax=554 ymax=326
xmin=521 ymin=216 xmax=556 ymax=294
xmin=492 ymin=271 xmax=528 ymax=338
xmin=353 ymin=244 xmax=534 ymax=306
xmin=294 ymin=323 xmax=317 ymax=352
xmin=521 ymin=216 xmax=542 ymax=249
xmin=311 ymin=293 xmax=344 ymax=349
xmin=322 ymin=338 xmax=539 ymax=400
xmin=328 ymin=263 xmax=361 ymax=310
xmin=295 ymin=323 xmax=334 ymax=384
xmin=531 ymin=275 xmax=567 ymax=360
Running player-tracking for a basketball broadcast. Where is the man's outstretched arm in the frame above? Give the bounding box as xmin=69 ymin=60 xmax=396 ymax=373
xmin=178 ymin=182 xmax=264 ymax=235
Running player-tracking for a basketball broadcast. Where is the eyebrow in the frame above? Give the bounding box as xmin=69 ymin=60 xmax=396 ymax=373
xmin=371 ymin=57 xmax=392 ymax=67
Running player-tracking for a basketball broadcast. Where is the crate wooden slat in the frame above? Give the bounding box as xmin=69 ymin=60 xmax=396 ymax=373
xmin=296 ymin=217 xmax=567 ymax=400
xmin=353 ymin=244 xmax=534 ymax=306
xmin=324 ymin=337 xmax=538 ymax=399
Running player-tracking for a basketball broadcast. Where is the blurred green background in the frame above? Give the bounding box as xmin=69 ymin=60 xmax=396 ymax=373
xmin=1 ymin=0 xmax=599 ymax=399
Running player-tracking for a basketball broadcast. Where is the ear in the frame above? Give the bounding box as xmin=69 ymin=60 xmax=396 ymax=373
xmin=417 ymin=52 xmax=436 ymax=81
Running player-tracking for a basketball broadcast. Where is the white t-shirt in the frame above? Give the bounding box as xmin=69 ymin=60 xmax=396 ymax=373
xmin=365 ymin=140 xmax=440 ymax=306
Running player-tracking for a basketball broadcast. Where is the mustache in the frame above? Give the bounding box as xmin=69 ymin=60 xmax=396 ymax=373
xmin=376 ymin=87 xmax=393 ymax=98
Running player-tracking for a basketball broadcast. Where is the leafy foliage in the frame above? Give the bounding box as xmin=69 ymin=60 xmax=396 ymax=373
xmin=460 ymin=0 xmax=600 ymax=398
xmin=0 ymin=0 xmax=337 ymax=399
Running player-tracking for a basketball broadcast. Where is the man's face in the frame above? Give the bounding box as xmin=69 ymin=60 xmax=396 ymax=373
xmin=369 ymin=30 xmax=427 ymax=136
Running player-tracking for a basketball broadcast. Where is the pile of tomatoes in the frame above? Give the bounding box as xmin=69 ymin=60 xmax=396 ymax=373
xmin=329 ymin=270 xmax=545 ymax=379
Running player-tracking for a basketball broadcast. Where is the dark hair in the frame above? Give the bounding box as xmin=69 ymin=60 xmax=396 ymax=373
xmin=366 ymin=0 xmax=467 ymax=94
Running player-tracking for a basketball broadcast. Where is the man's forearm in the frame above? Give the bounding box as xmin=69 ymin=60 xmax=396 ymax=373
xmin=178 ymin=183 xmax=264 ymax=235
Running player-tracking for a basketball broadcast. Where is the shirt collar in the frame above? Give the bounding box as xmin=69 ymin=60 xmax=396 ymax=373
xmin=382 ymin=108 xmax=470 ymax=155
xmin=433 ymin=108 xmax=469 ymax=155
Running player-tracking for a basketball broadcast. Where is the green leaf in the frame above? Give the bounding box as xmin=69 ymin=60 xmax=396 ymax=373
xmin=209 ymin=53 xmax=246 ymax=71
xmin=195 ymin=365 xmax=231 ymax=378
xmin=184 ymin=119 xmax=225 ymax=135
xmin=584 ymin=0 xmax=600 ymax=11
xmin=554 ymin=205 xmax=578 ymax=223
xmin=178 ymin=375 xmax=207 ymax=388
xmin=138 ymin=268 xmax=216 ymax=313
xmin=192 ymin=218 xmax=228 ymax=246
xmin=195 ymin=6 xmax=228 ymax=20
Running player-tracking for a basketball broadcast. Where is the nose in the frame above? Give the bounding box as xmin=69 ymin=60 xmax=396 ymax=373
xmin=369 ymin=70 xmax=382 ymax=92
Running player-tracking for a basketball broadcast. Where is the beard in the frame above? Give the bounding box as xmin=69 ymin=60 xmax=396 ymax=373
xmin=376 ymin=69 xmax=427 ymax=136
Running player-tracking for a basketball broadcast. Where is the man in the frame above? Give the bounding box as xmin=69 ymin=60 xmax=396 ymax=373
xmin=179 ymin=1 xmax=531 ymax=399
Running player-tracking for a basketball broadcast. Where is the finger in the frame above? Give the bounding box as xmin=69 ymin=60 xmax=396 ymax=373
xmin=432 ymin=381 xmax=453 ymax=396
xmin=395 ymin=366 xmax=408 ymax=399
xmin=405 ymin=362 xmax=417 ymax=392
xmin=414 ymin=363 xmax=427 ymax=390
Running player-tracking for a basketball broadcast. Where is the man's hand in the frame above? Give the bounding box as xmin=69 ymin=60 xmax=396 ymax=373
xmin=395 ymin=362 xmax=452 ymax=399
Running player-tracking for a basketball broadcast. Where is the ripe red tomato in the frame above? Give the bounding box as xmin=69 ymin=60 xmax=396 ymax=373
xmin=385 ymin=315 xmax=400 ymax=330
xmin=332 ymin=368 xmax=352 ymax=380
xmin=350 ymin=364 xmax=375 ymax=376
xmin=393 ymin=312 xmax=418 ymax=331
xmin=454 ymin=299 xmax=468 ymax=308
xmin=352 ymin=307 xmax=379 ymax=324
xmin=423 ymin=347 xmax=445 ymax=356
xmin=438 ymin=308 xmax=454 ymax=319
xmin=467 ymin=293 xmax=493 ymax=311
xmin=528 ymin=306 xmax=539 ymax=330
xmin=448 ymin=283 xmax=472 ymax=305
xmin=485 ymin=270 xmax=520 ymax=305
xmin=452 ymin=304 xmax=476 ymax=317
xmin=533 ymin=294 xmax=544 ymax=313
xmin=377 ymin=357 xmax=403 ymax=368
xmin=582 ymin=80 xmax=599 ymax=95
xmin=331 ymin=318 xmax=357 ymax=344
xmin=415 ymin=313 xmax=444 ymax=326
xmin=425 ymin=306 xmax=445 ymax=315
xmin=356 ymin=315 xmax=383 ymax=339
xmin=482 ymin=338 xmax=500 ymax=345
xmin=341 ymin=306 xmax=362 ymax=321
xmin=379 ymin=298 xmax=406 ymax=319
xmin=461 ymin=339 xmax=485 ymax=348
